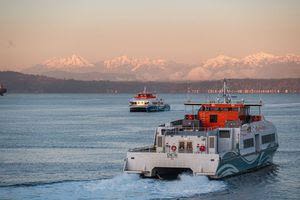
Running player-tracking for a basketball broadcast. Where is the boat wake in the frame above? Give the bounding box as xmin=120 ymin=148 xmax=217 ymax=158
xmin=85 ymin=173 xmax=226 ymax=199
xmin=0 ymin=174 xmax=226 ymax=200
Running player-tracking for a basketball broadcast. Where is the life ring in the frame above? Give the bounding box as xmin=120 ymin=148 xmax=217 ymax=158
xmin=171 ymin=145 xmax=177 ymax=152
xmin=199 ymin=145 xmax=206 ymax=152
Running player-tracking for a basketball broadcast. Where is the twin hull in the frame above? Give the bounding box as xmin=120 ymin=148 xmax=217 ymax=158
xmin=130 ymin=104 xmax=170 ymax=112
xmin=124 ymin=146 xmax=277 ymax=179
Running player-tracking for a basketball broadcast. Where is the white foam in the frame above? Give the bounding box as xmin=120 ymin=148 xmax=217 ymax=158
xmin=85 ymin=173 xmax=226 ymax=199
xmin=0 ymin=174 xmax=226 ymax=200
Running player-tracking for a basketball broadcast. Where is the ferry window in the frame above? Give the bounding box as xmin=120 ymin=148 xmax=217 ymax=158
xmin=262 ymin=133 xmax=275 ymax=144
xmin=243 ymin=107 xmax=250 ymax=116
xmin=187 ymin=142 xmax=193 ymax=153
xmin=219 ymin=130 xmax=230 ymax=138
xmin=239 ymin=108 xmax=247 ymax=116
xmin=157 ymin=136 xmax=162 ymax=147
xmin=209 ymin=137 xmax=215 ymax=148
xmin=179 ymin=142 xmax=185 ymax=150
xmin=249 ymin=106 xmax=260 ymax=116
xmin=232 ymin=108 xmax=238 ymax=111
xmin=210 ymin=115 xmax=218 ymax=123
xmin=243 ymin=138 xmax=254 ymax=148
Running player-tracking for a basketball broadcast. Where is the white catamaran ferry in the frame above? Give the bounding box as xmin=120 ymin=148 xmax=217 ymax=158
xmin=124 ymin=80 xmax=278 ymax=179
xmin=129 ymin=88 xmax=170 ymax=112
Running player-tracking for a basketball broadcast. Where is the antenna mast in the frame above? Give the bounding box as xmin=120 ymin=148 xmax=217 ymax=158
xmin=220 ymin=78 xmax=231 ymax=103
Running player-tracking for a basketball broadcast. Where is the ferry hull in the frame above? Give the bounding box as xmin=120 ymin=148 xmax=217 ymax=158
xmin=130 ymin=104 xmax=170 ymax=112
xmin=213 ymin=145 xmax=278 ymax=179
xmin=124 ymin=145 xmax=278 ymax=179
xmin=124 ymin=152 xmax=220 ymax=177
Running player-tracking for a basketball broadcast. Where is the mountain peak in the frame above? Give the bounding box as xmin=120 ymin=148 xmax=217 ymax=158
xmin=242 ymin=52 xmax=277 ymax=66
xmin=103 ymin=55 xmax=167 ymax=71
xmin=42 ymin=54 xmax=94 ymax=68
xmin=203 ymin=54 xmax=239 ymax=68
xmin=245 ymin=52 xmax=275 ymax=59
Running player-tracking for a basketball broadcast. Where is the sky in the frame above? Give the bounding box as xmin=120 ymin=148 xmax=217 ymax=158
xmin=0 ymin=0 xmax=300 ymax=69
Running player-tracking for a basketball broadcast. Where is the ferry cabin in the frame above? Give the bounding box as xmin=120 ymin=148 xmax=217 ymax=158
xmin=129 ymin=92 xmax=156 ymax=105
xmin=156 ymin=102 xmax=277 ymax=157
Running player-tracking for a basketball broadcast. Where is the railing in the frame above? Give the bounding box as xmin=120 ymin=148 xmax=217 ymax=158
xmin=128 ymin=145 xmax=156 ymax=153
xmin=162 ymin=126 xmax=214 ymax=136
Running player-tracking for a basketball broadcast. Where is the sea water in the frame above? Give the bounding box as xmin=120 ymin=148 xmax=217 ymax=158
xmin=0 ymin=94 xmax=299 ymax=199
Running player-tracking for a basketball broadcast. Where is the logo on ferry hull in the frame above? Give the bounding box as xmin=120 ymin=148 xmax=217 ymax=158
xmin=216 ymin=148 xmax=276 ymax=178
xmin=167 ymin=153 xmax=178 ymax=159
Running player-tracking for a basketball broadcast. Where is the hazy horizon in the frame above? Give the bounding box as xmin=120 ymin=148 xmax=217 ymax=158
xmin=1 ymin=0 xmax=300 ymax=69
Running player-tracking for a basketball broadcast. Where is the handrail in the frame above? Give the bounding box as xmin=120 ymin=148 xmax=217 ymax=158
xmin=128 ymin=145 xmax=156 ymax=152
xmin=163 ymin=126 xmax=214 ymax=134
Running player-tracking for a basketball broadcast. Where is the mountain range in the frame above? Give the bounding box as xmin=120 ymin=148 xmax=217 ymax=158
xmin=21 ymin=52 xmax=300 ymax=81
xmin=1 ymin=71 xmax=299 ymax=93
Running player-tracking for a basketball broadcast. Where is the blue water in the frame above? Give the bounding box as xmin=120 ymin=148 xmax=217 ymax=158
xmin=0 ymin=94 xmax=299 ymax=199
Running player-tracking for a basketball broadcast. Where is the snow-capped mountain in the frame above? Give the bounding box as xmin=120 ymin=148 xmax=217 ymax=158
xmin=43 ymin=54 xmax=94 ymax=69
xmin=242 ymin=52 xmax=276 ymax=66
xmin=203 ymin=55 xmax=239 ymax=69
xmin=187 ymin=52 xmax=300 ymax=80
xmin=22 ymin=52 xmax=300 ymax=81
xmin=22 ymin=54 xmax=187 ymax=81
xmin=23 ymin=54 xmax=97 ymax=75
xmin=103 ymin=55 xmax=167 ymax=71
xmin=101 ymin=55 xmax=184 ymax=81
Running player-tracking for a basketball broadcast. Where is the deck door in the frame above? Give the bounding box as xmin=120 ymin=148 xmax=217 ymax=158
xmin=208 ymin=136 xmax=217 ymax=154
xmin=218 ymin=129 xmax=232 ymax=153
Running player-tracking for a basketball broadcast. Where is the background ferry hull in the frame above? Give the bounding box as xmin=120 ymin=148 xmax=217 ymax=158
xmin=130 ymin=104 xmax=170 ymax=112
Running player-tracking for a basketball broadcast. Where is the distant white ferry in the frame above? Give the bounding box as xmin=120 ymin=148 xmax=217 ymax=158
xmin=124 ymin=80 xmax=278 ymax=179
xmin=129 ymin=88 xmax=170 ymax=112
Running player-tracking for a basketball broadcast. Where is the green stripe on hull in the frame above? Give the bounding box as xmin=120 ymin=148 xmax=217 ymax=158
xmin=130 ymin=104 xmax=170 ymax=112
xmin=215 ymin=145 xmax=278 ymax=178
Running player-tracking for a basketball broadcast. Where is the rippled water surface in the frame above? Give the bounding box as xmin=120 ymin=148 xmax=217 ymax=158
xmin=0 ymin=94 xmax=299 ymax=199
